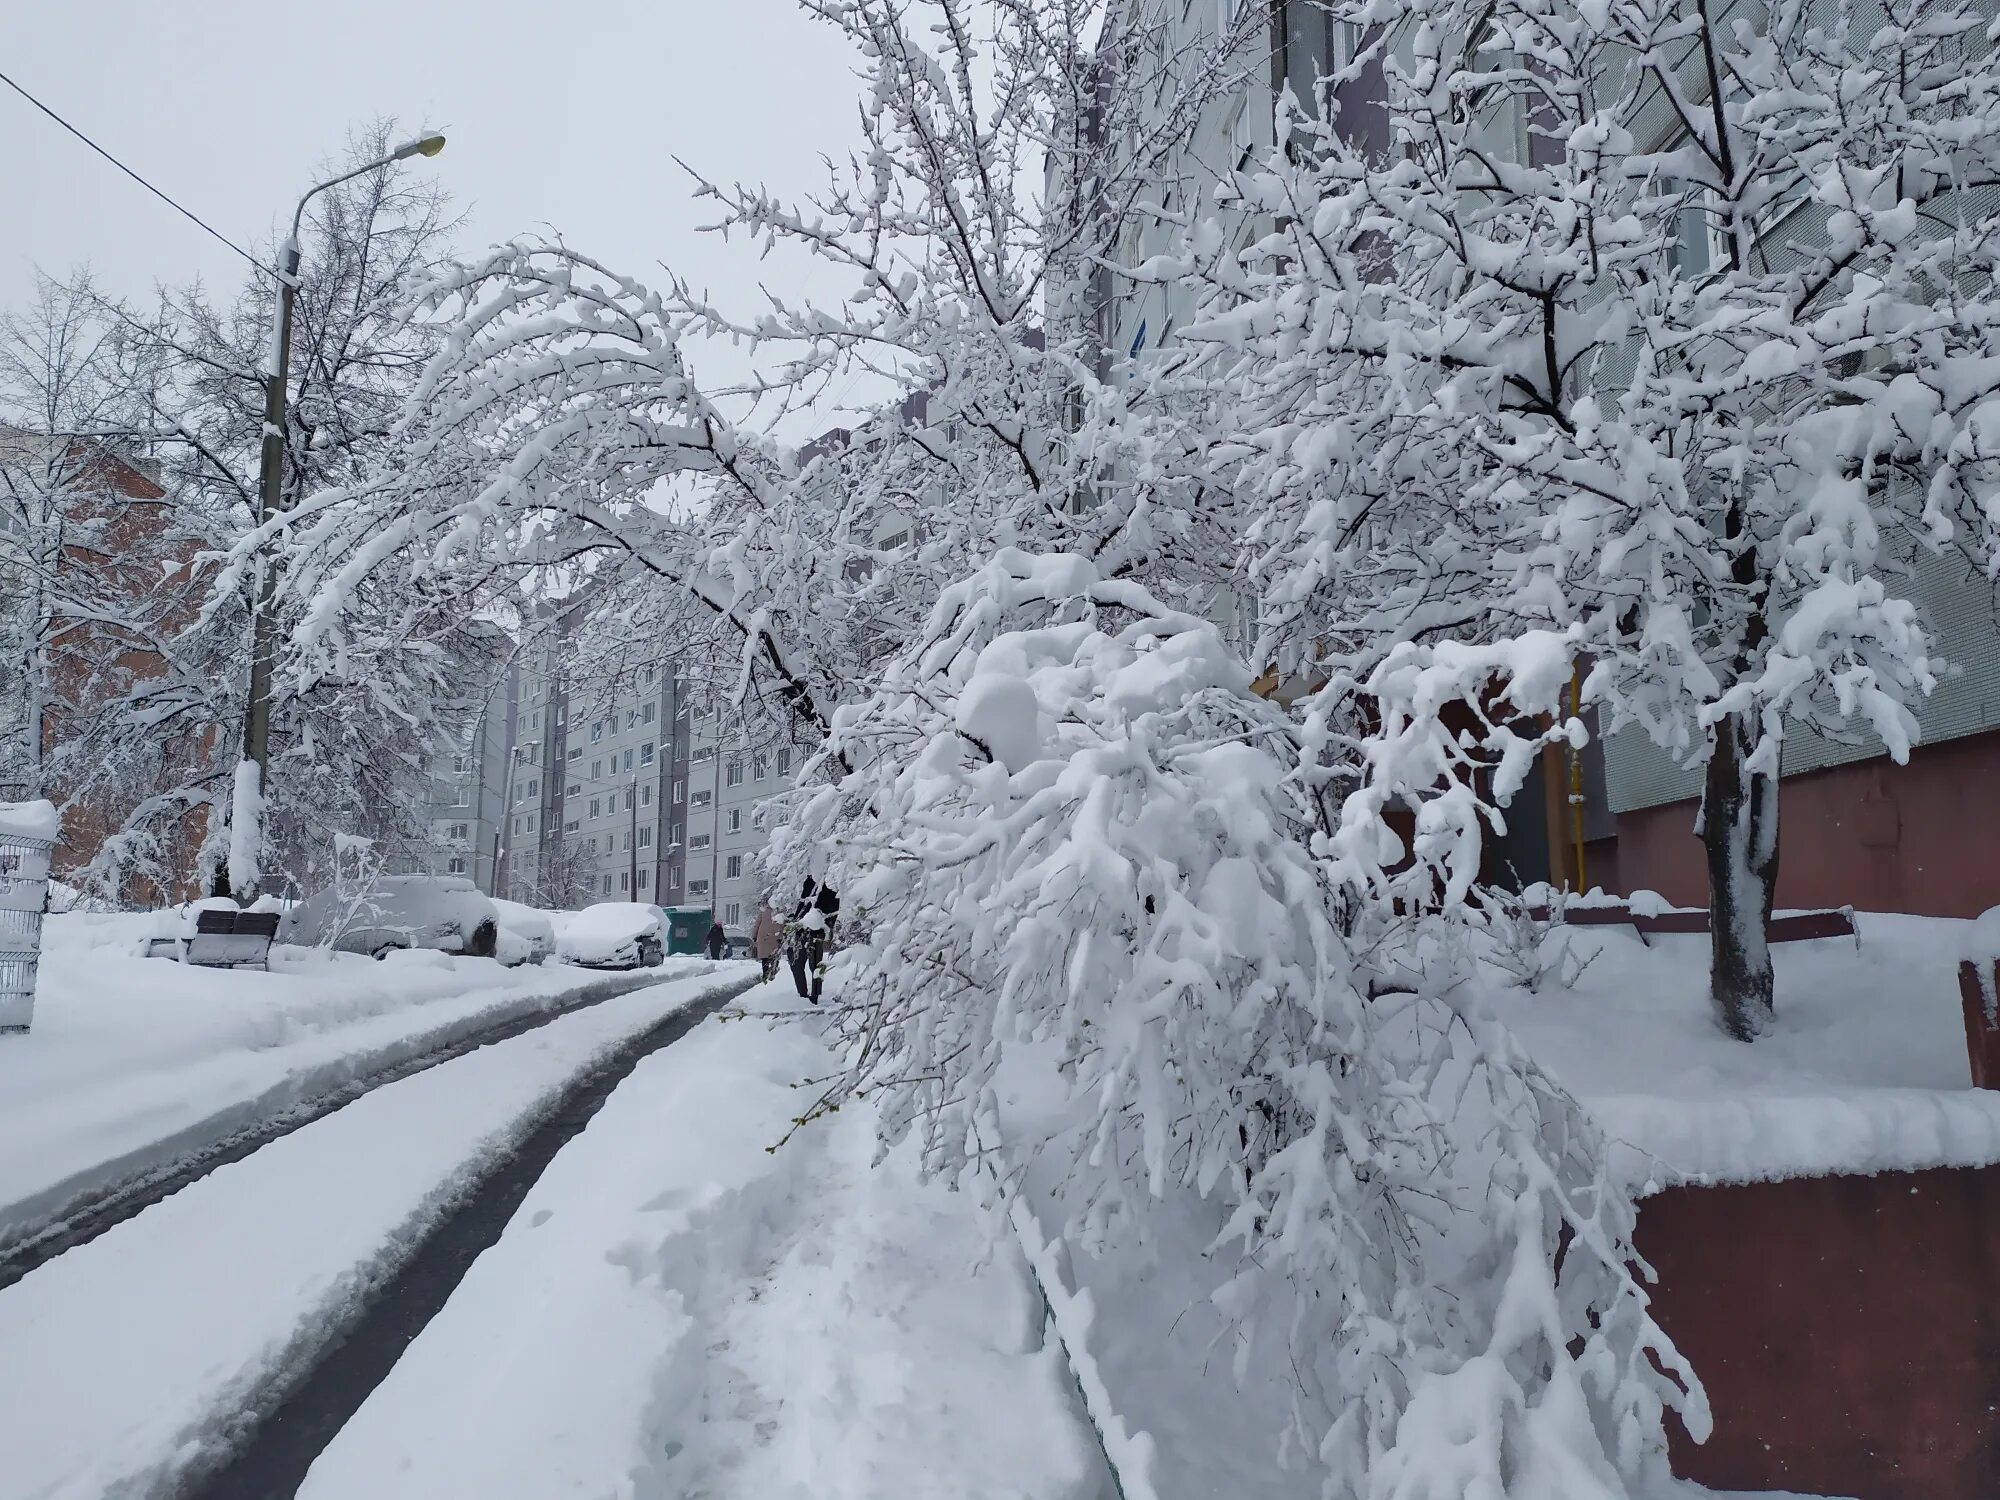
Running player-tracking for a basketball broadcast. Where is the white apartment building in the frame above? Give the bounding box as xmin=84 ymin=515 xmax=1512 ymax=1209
xmin=684 ymin=711 xmax=802 ymax=936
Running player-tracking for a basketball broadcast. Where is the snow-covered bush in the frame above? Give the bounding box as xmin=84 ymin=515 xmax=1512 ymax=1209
xmin=782 ymin=551 xmax=1703 ymax=1498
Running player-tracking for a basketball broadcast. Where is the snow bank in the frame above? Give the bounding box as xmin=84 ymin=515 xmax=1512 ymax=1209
xmin=0 ymin=912 xmax=707 ymax=1241
xmin=1482 ymin=911 xmax=2000 ymax=1189
xmin=298 ymin=981 xmax=1106 ymax=1500
xmin=0 ymin=974 xmax=734 ymax=1500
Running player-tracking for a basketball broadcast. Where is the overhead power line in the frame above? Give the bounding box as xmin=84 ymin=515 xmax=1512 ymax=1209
xmin=0 ymin=65 xmax=273 ymax=278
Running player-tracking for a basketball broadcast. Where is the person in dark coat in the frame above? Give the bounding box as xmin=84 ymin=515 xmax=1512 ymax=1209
xmin=787 ymin=876 xmax=838 ymax=1004
xmin=704 ymin=920 xmax=727 ymax=961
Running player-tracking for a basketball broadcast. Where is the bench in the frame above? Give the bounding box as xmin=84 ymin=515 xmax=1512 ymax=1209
xmin=1519 ymin=901 xmax=1858 ymax=947
xmin=185 ymin=909 xmax=280 ymax=970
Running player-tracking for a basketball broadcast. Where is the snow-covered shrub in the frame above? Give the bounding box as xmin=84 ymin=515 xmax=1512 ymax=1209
xmin=781 ymin=552 xmax=1704 ymax=1498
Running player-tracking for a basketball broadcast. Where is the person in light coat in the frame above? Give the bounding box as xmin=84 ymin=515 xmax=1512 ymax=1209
xmin=750 ymin=899 xmax=783 ymax=982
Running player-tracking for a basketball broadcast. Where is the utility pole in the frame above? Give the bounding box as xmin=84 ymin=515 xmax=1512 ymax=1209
xmin=628 ymin=770 xmax=639 ymax=897
xmin=227 ymin=133 xmax=445 ymax=903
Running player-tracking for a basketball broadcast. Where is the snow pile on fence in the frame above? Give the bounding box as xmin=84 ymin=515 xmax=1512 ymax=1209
xmin=1480 ymin=911 xmax=2000 ymax=1190
xmin=0 ymin=800 xmax=59 ymax=844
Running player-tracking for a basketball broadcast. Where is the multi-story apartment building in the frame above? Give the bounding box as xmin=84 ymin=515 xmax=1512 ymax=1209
xmin=497 ymin=603 xmax=697 ymax=910
xmin=400 ymin=664 xmax=515 ymax=892
xmin=684 ymin=711 xmax=802 ymax=936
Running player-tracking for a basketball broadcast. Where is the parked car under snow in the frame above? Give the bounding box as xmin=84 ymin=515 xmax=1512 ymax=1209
xmin=556 ymin=902 xmax=664 ymax=970
xmin=490 ymin=898 xmax=557 ymax=967
xmin=281 ymin=876 xmax=499 ymax=960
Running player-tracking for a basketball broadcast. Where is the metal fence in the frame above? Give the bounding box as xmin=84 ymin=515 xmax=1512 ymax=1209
xmin=0 ymin=827 xmax=53 ymax=1032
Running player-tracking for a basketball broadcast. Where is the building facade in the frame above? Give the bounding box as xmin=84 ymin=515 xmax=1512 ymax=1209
xmin=685 ymin=712 xmax=802 ymax=936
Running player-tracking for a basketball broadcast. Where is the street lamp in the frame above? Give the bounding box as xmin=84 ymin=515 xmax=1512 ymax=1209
xmin=230 ymin=135 xmax=445 ymax=902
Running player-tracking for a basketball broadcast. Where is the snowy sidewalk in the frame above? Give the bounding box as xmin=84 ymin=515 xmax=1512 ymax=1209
xmin=297 ymin=983 xmax=1108 ymax=1500
xmin=0 ymin=971 xmax=737 ymax=1500
xmin=0 ymin=910 xmax=710 ymax=1241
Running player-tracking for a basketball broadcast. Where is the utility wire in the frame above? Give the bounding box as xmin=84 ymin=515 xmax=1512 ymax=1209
xmin=0 ymin=65 xmax=274 ymax=278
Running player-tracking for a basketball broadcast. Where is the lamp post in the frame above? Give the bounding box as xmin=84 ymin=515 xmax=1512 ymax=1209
xmin=229 ymin=134 xmax=445 ymax=902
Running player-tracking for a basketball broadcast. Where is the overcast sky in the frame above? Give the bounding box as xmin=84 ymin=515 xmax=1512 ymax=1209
xmin=4 ymin=0 xmax=872 ymax=421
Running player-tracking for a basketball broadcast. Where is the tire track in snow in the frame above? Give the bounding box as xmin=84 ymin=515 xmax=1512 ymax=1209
xmin=185 ymin=977 xmax=753 ymax=1500
xmin=0 ymin=965 xmax=719 ymax=1289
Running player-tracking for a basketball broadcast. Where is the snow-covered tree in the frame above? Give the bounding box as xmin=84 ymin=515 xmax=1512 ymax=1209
xmin=261 ymin=1 xmax=1260 ymax=756
xmin=1182 ymin=0 xmax=2000 ymax=1038
xmin=0 ymin=277 xmax=220 ymax=898
xmin=777 ymin=551 xmax=1704 ymax=1499
xmin=103 ymin=122 xmax=497 ymax=898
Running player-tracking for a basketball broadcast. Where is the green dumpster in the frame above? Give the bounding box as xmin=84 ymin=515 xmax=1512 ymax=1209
xmin=662 ymin=906 xmax=712 ymax=957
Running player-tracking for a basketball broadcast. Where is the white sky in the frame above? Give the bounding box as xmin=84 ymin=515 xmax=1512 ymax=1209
xmin=3 ymin=0 xmax=873 ymax=424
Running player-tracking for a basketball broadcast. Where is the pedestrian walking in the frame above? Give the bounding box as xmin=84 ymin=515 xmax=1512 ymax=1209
xmin=704 ymin=920 xmax=727 ymax=961
xmin=750 ymin=899 xmax=783 ymax=983
xmin=787 ymin=876 xmax=839 ymax=1004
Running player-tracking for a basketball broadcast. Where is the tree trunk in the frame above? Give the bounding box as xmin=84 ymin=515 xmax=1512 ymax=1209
xmin=1702 ymin=710 xmax=1779 ymax=1040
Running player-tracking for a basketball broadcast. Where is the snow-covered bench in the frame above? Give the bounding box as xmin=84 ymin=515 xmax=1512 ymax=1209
xmin=184 ymin=910 xmax=279 ymax=970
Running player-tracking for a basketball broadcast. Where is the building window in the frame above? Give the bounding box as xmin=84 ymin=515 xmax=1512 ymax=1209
xmin=689 ymin=877 xmax=710 ymax=896
xmin=641 ymin=784 xmax=653 ymax=807
xmin=451 ymin=785 xmax=471 ymax=807
xmin=638 ymin=868 xmax=649 ymax=890
xmin=620 ymin=871 xmax=630 ymax=892
xmin=452 ymin=753 xmax=470 ymax=775
xmin=726 ymin=808 xmax=741 ymax=834
xmin=448 ymin=823 xmax=468 ymax=841
xmin=724 ymin=901 xmax=740 ymax=925
xmin=692 ymin=746 xmax=714 ymax=763
xmin=641 ymin=666 xmax=654 ymax=687
xmin=622 ymin=748 xmax=635 ymax=772
xmin=526 ymin=813 xmax=537 ymax=833
xmin=622 ymin=832 xmax=633 ymax=852
xmin=691 ymin=832 xmax=711 ymax=851
xmin=623 ymin=788 xmax=634 ymax=811
xmin=642 ymin=701 xmax=656 ymax=723
xmin=672 ymin=780 xmax=684 ymax=804
xmin=638 ymin=825 xmax=653 ymax=848
xmin=447 ymin=856 xmax=467 ymax=875
xmin=585 ymin=837 xmax=598 ymax=856
xmin=627 ymin=708 xmax=639 ymax=730
xmin=567 ymin=746 xmax=582 ymax=762
xmin=753 ymin=753 xmax=768 ymax=780
xmin=726 ymin=757 xmax=744 ymax=786
xmin=878 ymin=529 xmax=909 ymax=550
xmin=591 ymin=721 xmax=604 ymax=743
xmin=591 ymin=759 xmax=603 ymax=781
xmin=526 ymin=779 xmax=539 ymax=798
xmin=513 ymin=815 xmax=525 ymax=836
xmin=564 ymin=819 xmax=579 ymax=834
xmin=567 ymin=782 xmax=580 ymax=797
xmin=726 ymin=855 xmax=742 ymax=879
xmin=640 ymin=741 xmax=655 ymax=767
xmin=777 ymin=747 xmax=791 ymax=773
xmin=691 ymin=789 xmax=711 ymax=809
xmin=602 ymin=873 xmax=614 ymax=894
xmin=588 ymin=798 xmax=600 ymax=818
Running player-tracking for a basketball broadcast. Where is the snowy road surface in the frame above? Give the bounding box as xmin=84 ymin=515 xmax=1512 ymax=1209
xmin=0 ymin=971 xmax=745 ymax=1500
xmin=0 ymin=910 xmax=713 ymax=1248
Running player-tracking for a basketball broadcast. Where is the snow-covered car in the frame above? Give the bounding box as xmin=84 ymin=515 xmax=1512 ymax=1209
xmin=490 ymin=898 xmax=557 ymax=967
xmin=556 ymin=902 xmax=665 ymax=970
xmin=280 ymin=876 xmax=499 ymax=960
